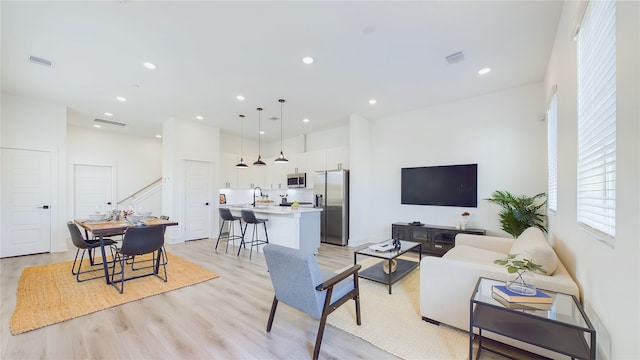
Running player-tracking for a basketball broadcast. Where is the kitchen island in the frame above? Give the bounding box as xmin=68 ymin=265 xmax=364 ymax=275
xmin=223 ymin=205 xmax=322 ymax=255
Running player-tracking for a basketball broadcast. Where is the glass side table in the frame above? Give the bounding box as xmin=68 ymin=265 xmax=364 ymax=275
xmin=470 ymin=277 xmax=596 ymax=360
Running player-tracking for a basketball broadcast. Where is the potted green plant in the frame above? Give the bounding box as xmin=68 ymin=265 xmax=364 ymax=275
xmin=494 ymin=253 xmax=547 ymax=295
xmin=485 ymin=190 xmax=547 ymax=238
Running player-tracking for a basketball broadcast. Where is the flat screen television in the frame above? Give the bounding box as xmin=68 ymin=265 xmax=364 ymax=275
xmin=401 ymin=164 xmax=477 ymax=207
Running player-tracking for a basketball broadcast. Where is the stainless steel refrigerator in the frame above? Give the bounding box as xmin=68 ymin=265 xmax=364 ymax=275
xmin=314 ymin=169 xmax=349 ymax=246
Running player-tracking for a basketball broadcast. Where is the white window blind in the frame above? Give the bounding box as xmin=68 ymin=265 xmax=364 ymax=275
xmin=547 ymin=90 xmax=558 ymax=212
xmin=577 ymin=0 xmax=616 ymax=239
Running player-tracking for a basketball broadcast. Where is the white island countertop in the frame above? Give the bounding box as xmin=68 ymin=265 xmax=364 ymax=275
xmin=221 ymin=204 xmax=322 ymax=254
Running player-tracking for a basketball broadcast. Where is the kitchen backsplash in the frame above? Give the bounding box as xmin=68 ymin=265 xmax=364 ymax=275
xmin=220 ymin=188 xmax=313 ymax=206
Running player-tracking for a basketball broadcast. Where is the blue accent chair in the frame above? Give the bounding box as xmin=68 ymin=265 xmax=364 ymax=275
xmin=263 ymin=244 xmax=362 ymax=360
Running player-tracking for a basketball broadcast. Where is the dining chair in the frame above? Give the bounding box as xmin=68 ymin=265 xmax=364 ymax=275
xmin=110 ymin=225 xmax=167 ymax=294
xmin=263 ymin=244 xmax=362 ymax=360
xmin=129 ymin=215 xmax=171 ymax=270
xmin=67 ymin=221 xmax=118 ymax=282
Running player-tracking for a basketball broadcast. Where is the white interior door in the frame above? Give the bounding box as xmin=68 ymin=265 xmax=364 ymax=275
xmin=1 ymin=148 xmax=52 ymax=258
xmin=74 ymin=165 xmax=114 ymax=218
xmin=183 ymin=160 xmax=211 ymax=241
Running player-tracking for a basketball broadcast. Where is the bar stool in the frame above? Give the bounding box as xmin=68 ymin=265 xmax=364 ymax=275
xmin=240 ymin=209 xmax=269 ymax=259
xmin=216 ymin=208 xmax=244 ymax=252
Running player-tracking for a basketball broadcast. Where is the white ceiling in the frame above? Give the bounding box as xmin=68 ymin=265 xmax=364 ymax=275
xmin=1 ymin=1 xmax=563 ymax=142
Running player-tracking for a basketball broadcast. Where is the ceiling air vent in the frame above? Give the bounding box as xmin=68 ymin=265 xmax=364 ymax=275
xmin=445 ymin=51 xmax=465 ymax=64
xmin=29 ymin=55 xmax=53 ymax=67
xmin=94 ymin=118 xmax=126 ymax=127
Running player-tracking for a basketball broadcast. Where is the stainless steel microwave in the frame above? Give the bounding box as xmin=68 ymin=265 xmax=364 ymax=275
xmin=287 ymin=173 xmax=306 ymax=188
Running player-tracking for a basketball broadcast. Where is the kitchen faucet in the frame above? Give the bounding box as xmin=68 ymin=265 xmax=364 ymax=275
xmin=253 ymin=186 xmax=262 ymax=207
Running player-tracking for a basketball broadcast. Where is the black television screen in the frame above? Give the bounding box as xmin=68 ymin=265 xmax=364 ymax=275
xmin=401 ymin=164 xmax=477 ymax=207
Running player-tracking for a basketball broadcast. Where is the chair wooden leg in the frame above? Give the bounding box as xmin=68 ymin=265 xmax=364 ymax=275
xmin=266 ymin=296 xmax=278 ymax=332
xmin=313 ymin=287 xmax=334 ymax=360
xmin=354 ymin=277 xmax=362 ymax=325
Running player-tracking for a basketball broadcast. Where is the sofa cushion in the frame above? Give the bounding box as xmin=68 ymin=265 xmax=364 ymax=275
xmin=445 ymin=244 xmax=507 ymax=269
xmin=509 ymin=227 xmax=558 ymax=276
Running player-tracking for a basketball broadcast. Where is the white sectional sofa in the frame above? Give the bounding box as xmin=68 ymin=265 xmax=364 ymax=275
xmin=420 ymin=227 xmax=580 ymax=358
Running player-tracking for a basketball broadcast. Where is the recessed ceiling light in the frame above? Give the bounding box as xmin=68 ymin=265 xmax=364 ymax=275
xmin=155 ymin=134 xmax=162 ymax=139
xmin=116 ymin=96 xmax=127 ymax=102
xmin=196 ymin=115 xmax=204 ymax=120
xmin=478 ymin=67 xmax=491 ymax=75
xmin=104 ymin=112 xmax=113 ymax=117
xmin=302 ymin=57 xmax=314 ymax=64
xmin=260 ymin=130 xmax=265 ymax=135
xmin=303 ymin=118 xmax=310 ymax=123
xmin=143 ymin=62 xmax=157 ymax=70
xmin=369 ymin=99 xmax=377 ymax=105
xmin=93 ymin=124 xmax=102 ymax=128
xmin=236 ymin=95 xmax=246 ymax=101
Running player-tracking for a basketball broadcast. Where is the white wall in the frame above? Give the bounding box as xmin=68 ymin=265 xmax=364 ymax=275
xmin=1 ymin=92 xmax=68 ymax=252
xmin=544 ymin=1 xmax=639 ymax=359
xmin=306 ymin=125 xmax=349 ymax=152
xmin=348 ymin=114 xmax=371 ymax=246
xmin=360 ymin=83 xmax=547 ymax=242
xmin=67 ymin=125 xmax=162 ymax=211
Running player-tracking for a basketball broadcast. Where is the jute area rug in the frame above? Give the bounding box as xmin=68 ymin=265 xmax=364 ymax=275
xmin=10 ymin=252 xmax=218 ymax=335
xmin=327 ymin=259 xmax=469 ymax=360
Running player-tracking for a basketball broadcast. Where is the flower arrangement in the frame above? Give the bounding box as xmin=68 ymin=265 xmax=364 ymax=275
xmin=494 ymin=254 xmax=546 ymax=274
xmin=461 ymin=211 xmax=470 ymax=217
xmin=494 ymin=254 xmax=547 ymax=295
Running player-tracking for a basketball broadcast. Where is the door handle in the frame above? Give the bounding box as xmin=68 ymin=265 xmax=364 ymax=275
xmin=205 ymin=202 xmax=210 ymax=206
xmin=107 ymin=202 xmax=112 ymax=205
xmin=38 ymin=205 xmax=50 ymax=209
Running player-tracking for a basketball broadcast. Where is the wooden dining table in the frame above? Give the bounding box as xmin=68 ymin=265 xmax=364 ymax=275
xmin=74 ymin=217 xmax=178 ymax=284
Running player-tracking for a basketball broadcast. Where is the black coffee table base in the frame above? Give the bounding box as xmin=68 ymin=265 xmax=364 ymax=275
xmin=354 ymin=240 xmax=421 ymax=294
xmin=358 ymin=259 xmax=418 ymax=294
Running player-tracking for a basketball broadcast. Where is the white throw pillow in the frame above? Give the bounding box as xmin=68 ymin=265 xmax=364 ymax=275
xmin=509 ymin=227 xmax=558 ymax=276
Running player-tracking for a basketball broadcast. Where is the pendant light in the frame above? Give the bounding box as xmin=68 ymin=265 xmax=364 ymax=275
xmin=274 ymin=98 xmax=288 ymax=163
xmin=253 ymin=107 xmax=266 ymax=166
xmin=236 ymin=114 xmax=248 ymax=168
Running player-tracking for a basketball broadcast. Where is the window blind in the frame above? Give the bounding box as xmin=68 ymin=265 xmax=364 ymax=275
xmin=547 ymin=91 xmax=558 ymax=212
xmin=576 ymin=0 xmax=616 ymax=239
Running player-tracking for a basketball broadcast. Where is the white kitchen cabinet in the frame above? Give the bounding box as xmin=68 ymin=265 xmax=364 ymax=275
xmin=266 ymin=156 xmax=288 ymax=189
xmin=326 ymin=146 xmax=349 ymax=170
xmin=306 ymin=149 xmax=327 ymax=173
xmin=220 ymin=153 xmax=239 ymax=188
xmin=237 ymin=154 xmax=267 ymax=189
xmin=287 ymin=152 xmax=306 ymax=175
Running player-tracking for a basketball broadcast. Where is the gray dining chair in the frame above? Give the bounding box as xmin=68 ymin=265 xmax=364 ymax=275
xmin=263 ymin=244 xmax=362 ymax=360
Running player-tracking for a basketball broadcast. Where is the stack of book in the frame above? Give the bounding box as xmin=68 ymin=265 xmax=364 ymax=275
xmin=491 ymin=285 xmax=553 ymax=310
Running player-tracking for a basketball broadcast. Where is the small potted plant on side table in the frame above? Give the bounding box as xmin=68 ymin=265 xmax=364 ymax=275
xmin=494 ymin=254 xmax=547 ymax=296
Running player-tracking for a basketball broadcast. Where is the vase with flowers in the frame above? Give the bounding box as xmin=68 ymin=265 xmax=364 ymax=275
xmin=494 ymin=254 xmax=547 ymax=295
xmin=459 ymin=211 xmax=470 ymax=230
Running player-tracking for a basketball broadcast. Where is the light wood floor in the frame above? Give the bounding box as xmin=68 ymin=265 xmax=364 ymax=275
xmin=1 ymin=238 xmax=545 ymax=360
xmin=1 ymin=238 xmax=400 ymax=360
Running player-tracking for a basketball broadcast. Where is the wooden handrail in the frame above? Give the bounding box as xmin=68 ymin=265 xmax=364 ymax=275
xmin=118 ymin=178 xmax=162 ymax=205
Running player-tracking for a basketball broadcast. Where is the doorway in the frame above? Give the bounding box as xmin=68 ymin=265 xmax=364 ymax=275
xmin=183 ymin=160 xmax=212 ymax=241
xmin=1 ymin=148 xmax=52 ymax=257
xmin=74 ymin=164 xmax=115 ymax=218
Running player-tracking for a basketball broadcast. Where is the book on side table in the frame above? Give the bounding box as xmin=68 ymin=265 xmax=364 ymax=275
xmin=491 ymin=293 xmax=553 ymax=310
xmin=492 ymin=285 xmax=552 ymax=304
